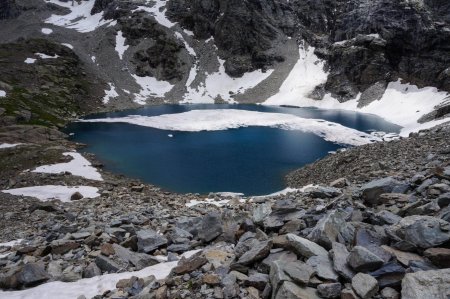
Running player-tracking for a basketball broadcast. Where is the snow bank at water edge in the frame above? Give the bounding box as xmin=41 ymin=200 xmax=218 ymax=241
xmin=2 ymin=185 xmax=100 ymax=202
xmin=32 ymin=152 xmax=103 ymax=181
xmin=263 ymin=46 xmax=450 ymax=136
xmin=0 ymin=250 xmax=200 ymax=299
xmin=79 ymin=109 xmax=380 ymax=146
xmin=45 ymin=0 xmax=116 ymax=33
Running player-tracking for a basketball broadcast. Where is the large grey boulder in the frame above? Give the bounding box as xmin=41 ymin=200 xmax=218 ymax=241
xmin=83 ymin=262 xmax=101 ymax=278
xmin=286 ymin=233 xmax=328 ymax=258
xmin=282 ymin=261 xmax=316 ymax=285
xmin=234 ymin=232 xmax=259 ymax=258
xmin=95 ymin=255 xmax=121 ymax=273
xmin=237 ymin=240 xmax=272 ymax=265
xmin=270 ymin=260 xmax=316 ymax=298
xmin=401 ymin=269 xmax=450 ymax=299
xmin=317 ymin=283 xmax=342 ymax=299
xmin=17 ymin=263 xmax=50 ymax=287
xmin=136 ymin=229 xmax=168 ymax=253
xmin=198 ymin=213 xmax=223 ymax=242
xmin=275 ymin=281 xmax=320 ymax=299
xmin=306 ymin=255 xmax=339 ymax=281
xmin=112 ymin=243 xmax=159 ymax=270
xmin=351 ymin=273 xmax=379 ymax=299
xmin=252 ymin=203 xmax=272 ymax=224
xmin=360 ymin=177 xmax=405 ymax=205
xmin=331 ymin=242 xmax=355 ymax=281
xmin=347 ymin=246 xmax=384 ymax=272
xmin=308 ymin=210 xmax=347 ymax=249
xmin=386 ymin=216 xmax=450 ymax=250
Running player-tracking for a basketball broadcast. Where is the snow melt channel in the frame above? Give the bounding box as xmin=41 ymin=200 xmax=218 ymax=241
xmin=80 ymin=109 xmax=379 ymax=146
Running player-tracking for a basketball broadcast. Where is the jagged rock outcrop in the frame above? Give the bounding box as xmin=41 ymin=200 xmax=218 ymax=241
xmin=167 ymin=0 xmax=294 ymax=77
xmin=165 ymin=0 xmax=450 ymax=99
xmin=0 ymin=0 xmax=19 ymax=20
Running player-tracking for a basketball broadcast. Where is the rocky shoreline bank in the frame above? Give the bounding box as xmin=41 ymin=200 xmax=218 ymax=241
xmin=0 ymin=122 xmax=449 ymax=298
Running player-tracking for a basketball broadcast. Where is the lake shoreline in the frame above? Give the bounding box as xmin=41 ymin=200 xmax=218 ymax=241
xmin=1 ymin=123 xmax=449 ymax=298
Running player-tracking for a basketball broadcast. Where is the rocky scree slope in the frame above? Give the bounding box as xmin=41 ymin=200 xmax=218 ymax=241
xmin=0 ymin=125 xmax=450 ymax=298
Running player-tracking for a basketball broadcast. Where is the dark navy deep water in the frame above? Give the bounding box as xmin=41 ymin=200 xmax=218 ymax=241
xmin=66 ymin=105 xmax=401 ymax=195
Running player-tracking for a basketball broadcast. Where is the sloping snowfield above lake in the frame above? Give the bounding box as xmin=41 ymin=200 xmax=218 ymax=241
xmin=80 ymin=109 xmax=380 ymax=146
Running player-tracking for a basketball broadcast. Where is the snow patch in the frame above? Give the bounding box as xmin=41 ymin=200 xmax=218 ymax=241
xmin=182 ymin=58 xmax=273 ymax=104
xmin=0 ymin=239 xmax=24 ymax=248
xmin=61 ymin=43 xmax=74 ymax=49
xmin=264 ymin=46 xmax=327 ymax=106
xmin=184 ymin=29 xmax=194 ymax=36
xmin=185 ymin=64 xmax=199 ymax=88
xmin=24 ymin=58 xmax=36 ymax=64
xmin=2 ymin=185 xmax=100 ymax=202
xmin=115 ymin=31 xmax=129 ymax=60
xmin=251 ymin=185 xmax=315 ymax=199
xmin=0 ymin=250 xmax=199 ymax=299
xmin=103 ymin=83 xmax=119 ymax=104
xmin=41 ymin=28 xmax=53 ymax=35
xmin=186 ymin=197 xmax=246 ymax=208
xmin=36 ymin=53 xmax=59 ymax=59
xmin=132 ymin=1 xmax=176 ymax=29
xmin=32 ymin=152 xmax=103 ymax=181
xmin=175 ymin=32 xmax=196 ymax=57
xmin=45 ymin=0 xmax=115 ymax=33
xmin=0 ymin=90 xmax=6 ymax=97
xmin=131 ymin=74 xmax=174 ymax=104
xmin=80 ymin=109 xmax=380 ymax=146
xmin=0 ymin=143 xmax=20 ymax=149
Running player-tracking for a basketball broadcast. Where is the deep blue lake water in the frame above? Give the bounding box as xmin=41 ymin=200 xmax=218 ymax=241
xmin=66 ymin=105 xmax=401 ymax=195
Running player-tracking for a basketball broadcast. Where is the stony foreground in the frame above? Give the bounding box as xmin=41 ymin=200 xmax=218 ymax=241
xmin=0 ymin=125 xmax=450 ymax=299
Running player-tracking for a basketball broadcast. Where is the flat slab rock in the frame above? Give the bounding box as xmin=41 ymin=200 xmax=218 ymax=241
xmin=401 ymin=269 xmax=450 ymax=299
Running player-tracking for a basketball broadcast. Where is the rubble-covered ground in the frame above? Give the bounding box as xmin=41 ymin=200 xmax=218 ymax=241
xmin=0 ymin=124 xmax=449 ymax=299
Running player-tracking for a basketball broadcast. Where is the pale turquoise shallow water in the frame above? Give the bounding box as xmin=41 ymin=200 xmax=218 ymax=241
xmin=66 ymin=105 xmax=400 ymax=195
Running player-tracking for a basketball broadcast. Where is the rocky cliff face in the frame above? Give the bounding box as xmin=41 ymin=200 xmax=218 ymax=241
xmin=0 ymin=0 xmax=19 ymax=20
xmin=167 ymin=0 xmax=450 ymax=100
xmin=167 ymin=0 xmax=294 ymax=77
